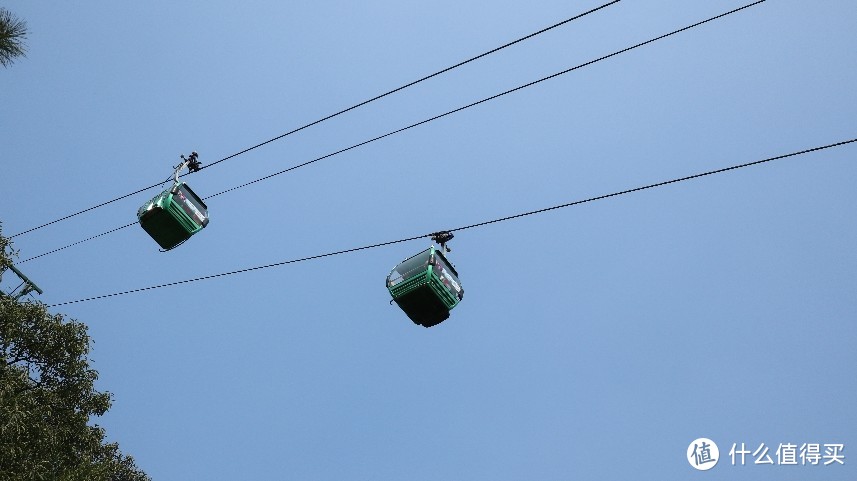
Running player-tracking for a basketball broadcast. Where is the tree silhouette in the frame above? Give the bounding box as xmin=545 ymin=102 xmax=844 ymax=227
xmin=0 ymin=7 xmax=27 ymax=68
xmin=1 ymin=224 xmax=150 ymax=481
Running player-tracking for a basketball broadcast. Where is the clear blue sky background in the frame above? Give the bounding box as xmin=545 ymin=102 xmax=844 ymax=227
xmin=1 ymin=1 xmax=855 ymax=479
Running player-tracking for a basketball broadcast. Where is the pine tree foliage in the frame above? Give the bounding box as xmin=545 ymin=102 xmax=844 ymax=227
xmin=0 ymin=7 xmax=28 ymax=68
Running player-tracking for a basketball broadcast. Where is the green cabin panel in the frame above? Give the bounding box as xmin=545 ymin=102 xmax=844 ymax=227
xmin=137 ymin=182 xmax=209 ymax=250
xmin=387 ymin=247 xmax=463 ymax=327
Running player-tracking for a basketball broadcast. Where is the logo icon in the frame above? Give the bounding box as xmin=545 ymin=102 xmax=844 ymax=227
xmin=688 ymin=438 xmax=719 ymax=471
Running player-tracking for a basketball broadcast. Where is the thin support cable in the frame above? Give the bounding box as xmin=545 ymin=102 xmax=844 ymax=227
xmin=13 ymin=0 xmax=767 ymax=258
xmin=18 ymin=223 xmax=137 ymax=264
xmin=201 ymin=0 xmax=622 ymax=171
xmin=205 ymin=0 xmax=766 ymax=198
xmin=9 ymin=184 xmax=162 ymax=239
xmin=449 ymin=138 xmax=856 ymax=233
xmin=49 ymin=235 xmax=426 ymax=307
xmin=8 ymin=1 xmax=621 ymax=239
xmin=47 ymin=136 xmax=855 ymax=308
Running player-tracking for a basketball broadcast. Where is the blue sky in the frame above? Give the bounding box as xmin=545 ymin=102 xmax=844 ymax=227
xmin=1 ymin=1 xmax=855 ymax=479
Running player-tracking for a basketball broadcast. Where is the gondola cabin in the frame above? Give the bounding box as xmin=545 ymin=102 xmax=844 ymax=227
xmin=137 ymin=182 xmax=209 ymax=250
xmin=386 ymin=246 xmax=463 ymax=327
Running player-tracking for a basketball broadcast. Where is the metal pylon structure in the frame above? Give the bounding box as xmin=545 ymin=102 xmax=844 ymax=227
xmin=0 ymin=263 xmax=43 ymax=300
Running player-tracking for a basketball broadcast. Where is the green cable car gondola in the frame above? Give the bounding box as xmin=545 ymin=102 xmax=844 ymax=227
xmin=137 ymin=152 xmax=209 ymax=251
xmin=386 ymin=232 xmax=463 ymax=328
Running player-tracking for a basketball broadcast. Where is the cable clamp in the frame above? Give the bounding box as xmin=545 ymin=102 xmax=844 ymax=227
xmin=431 ymin=231 xmax=454 ymax=252
xmin=173 ymin=151 xmax=201 ymax=183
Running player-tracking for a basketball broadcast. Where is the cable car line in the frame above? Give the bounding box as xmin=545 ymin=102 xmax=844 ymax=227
xmin=449 ymin=137 xmax=857 ymax=233
xmin=19 ymin=0 xmax=768 ymax=264
xmin=19 ymin=223 xmax=137 ymax=264
xmin=199 ymin=0 xmax=623 ymax=172
xmin=8 ymin=182 xmax=164 ymax=240
xmin=207 ymin=0 xmax=752 ymax=200
xmin=47 ymin=135 xmax=854 ymax=308
xmin=49 ymin=235 xmax=425 ymax=308
xmin=7 ymin=0 xmax=622 ymax=240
